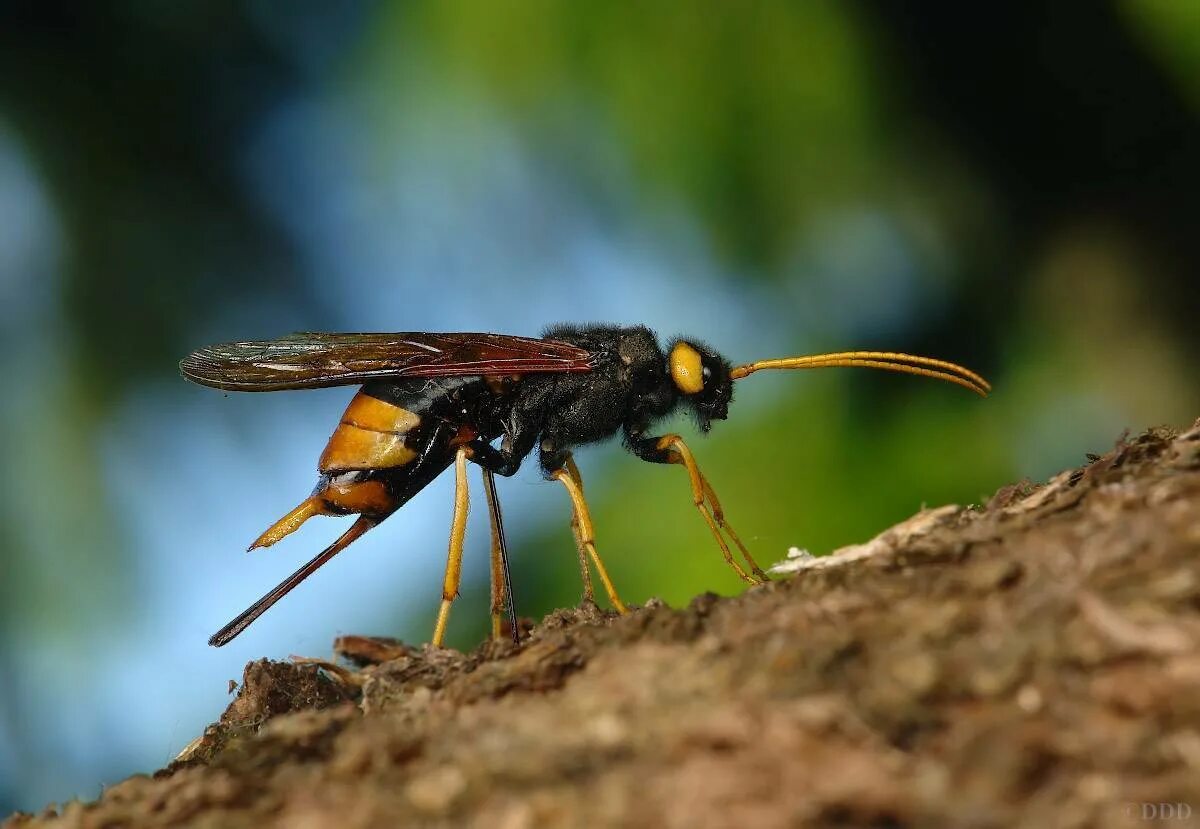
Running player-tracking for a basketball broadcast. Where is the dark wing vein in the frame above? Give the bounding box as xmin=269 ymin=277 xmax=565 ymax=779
xmin=180 ymin=332 xmax=594 ymax=391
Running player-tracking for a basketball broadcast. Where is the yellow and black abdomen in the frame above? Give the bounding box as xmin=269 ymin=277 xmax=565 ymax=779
xmin=248 ymin=387 xmax=443 ymax=549
xmin=318 ymin=389 xmax=423 ymax=474
xmin=247 ymin=377 xmax=501 ymax=551
xmin=298 ymin=388 xmax=433 ymax=521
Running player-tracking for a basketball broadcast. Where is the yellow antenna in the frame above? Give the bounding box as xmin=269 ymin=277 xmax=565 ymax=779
xmin=730 ymin=350 xmax=990 ymax=397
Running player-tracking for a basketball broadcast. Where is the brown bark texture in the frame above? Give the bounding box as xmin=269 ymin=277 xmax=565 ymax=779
xmin=7 ymin=420 xmax=1200 ymax=829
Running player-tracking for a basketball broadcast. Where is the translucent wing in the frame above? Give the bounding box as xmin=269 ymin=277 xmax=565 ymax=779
xmin=180 ymin=332 xmax=595 ymax=391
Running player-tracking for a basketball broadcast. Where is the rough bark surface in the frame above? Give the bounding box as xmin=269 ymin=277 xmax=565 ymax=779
xmin=7 ymin=421 xmax=1200 ymax=829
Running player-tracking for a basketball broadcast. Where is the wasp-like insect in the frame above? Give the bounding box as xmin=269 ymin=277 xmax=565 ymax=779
xmin=181 ymin=324 xmax=989 ymax=647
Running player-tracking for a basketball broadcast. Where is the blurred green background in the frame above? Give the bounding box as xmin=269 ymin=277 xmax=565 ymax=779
xmin=1 ymin=0 xmax=1197 ymax=814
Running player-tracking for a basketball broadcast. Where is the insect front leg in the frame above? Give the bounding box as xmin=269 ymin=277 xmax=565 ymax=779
xmin=624 ymin=426 xmax=767 ymax=584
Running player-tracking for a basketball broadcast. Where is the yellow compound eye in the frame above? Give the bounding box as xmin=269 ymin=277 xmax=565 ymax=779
xmin=670 ymin=342 xmax=705 ymax=394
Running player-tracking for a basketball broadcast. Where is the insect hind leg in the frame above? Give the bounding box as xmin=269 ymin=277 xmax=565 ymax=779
xmin=432 ymin=448 xmax=471 ymax=647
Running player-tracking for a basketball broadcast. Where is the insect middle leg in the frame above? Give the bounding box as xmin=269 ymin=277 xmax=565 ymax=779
xmin=562 ymin=455 xmax=598 ymax=606
xmin=548 ymin=454 xmax=628 ymax=614
xmin=432 ymin=447 xmax=471 ymax=648
xmin=464 ymin=435 xmax=618 ymax=611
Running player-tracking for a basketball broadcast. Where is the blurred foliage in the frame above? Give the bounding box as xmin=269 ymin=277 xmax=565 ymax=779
xmin=365 ymin=0 xmax=881 ymax=270
xmin=1122 ymin=0 xmax=1200 ymax=108
xmin=1 ymin=0 xmax=1198 ymax=814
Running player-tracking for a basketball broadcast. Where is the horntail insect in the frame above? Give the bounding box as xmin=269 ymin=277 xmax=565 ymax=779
xmin=181 ymin=325 xmax=989 ymax=647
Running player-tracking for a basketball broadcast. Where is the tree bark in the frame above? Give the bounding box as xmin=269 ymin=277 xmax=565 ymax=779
xmin=8 ymin=420 xmax=1200 ymax=828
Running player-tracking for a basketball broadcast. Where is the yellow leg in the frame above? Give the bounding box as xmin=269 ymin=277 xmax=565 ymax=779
xmin=563 ymin=455 xmax=596 ymax=605
xmin=551 ymin=458 xmax=628 ymax=614
xmin=655 ymin=435 xmax=768 ymax=584
xmin=481 ymin=467 xmax=508 ymax=641
xmin=432 ymin=448 xmax=470 ymax=647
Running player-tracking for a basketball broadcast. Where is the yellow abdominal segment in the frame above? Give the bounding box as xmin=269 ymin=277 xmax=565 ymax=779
xmin=318 ymin=391 xmax=422 ymax=474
